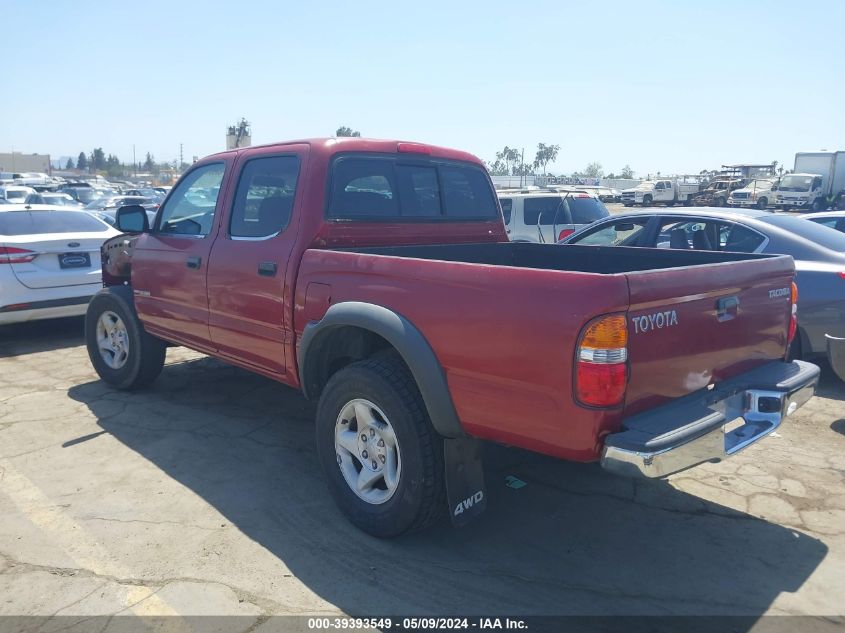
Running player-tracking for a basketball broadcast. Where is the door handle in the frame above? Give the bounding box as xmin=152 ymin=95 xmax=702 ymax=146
xmin=258 ymin=261 xmax=278 ymax=277
xmin=186 ymin=256 xmax=201 ymax=269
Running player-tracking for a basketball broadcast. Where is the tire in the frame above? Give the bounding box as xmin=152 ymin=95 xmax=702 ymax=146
xmin=85 ymin=289 xmax=166 ymax=390
xmin=714 ymin=196 xmax=726 ymax=207
xmin=623 ymin=202 xmax=632 ymax=207
xmin=756 ymin=197 xmax=768 ymax=210
xmin=642 ymin=195 xmax=653 ymax=206
xmin=666 ymin=200 xmax=676 ymax=207
xmin=811 ymin=198 xmax=826 ymax=212
xmin=315 ymin=356 xmax=446 ymax=538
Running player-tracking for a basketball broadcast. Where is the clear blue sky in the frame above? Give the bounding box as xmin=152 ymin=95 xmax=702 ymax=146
xmin=2 ymin=0 xmax=843 ymax=176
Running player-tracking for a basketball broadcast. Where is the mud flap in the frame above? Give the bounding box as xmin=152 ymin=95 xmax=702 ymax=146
xmin=827 ymin=335 xmax=845 ymax=382
xmin=444 ymin=437 xmax=487 ymax=527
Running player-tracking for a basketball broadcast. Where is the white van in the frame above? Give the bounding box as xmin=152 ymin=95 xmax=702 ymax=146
xmin=498 ymin=190 xmax=610 ymax=243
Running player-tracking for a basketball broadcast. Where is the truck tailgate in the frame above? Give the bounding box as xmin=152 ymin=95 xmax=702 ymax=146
xmin=623 ymin=255 xmax=795 ymax=416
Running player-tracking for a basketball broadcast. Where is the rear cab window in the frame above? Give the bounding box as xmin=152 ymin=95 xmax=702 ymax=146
xmin=327 ymin=154 xmax=498 ymax=221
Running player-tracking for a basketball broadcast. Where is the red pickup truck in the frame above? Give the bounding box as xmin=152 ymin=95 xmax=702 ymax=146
xmin=86 ymin=138 xmax=819 ymax=537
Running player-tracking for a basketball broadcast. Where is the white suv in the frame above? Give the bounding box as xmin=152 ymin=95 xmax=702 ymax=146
xmin=498 ymin=190 xmax=610 ymax=243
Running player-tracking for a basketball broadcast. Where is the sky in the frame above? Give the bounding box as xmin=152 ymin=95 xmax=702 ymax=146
xmin=2 ymin=0 xmax=844 ymax=177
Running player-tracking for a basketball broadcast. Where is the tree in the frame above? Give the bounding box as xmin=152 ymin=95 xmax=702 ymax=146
xmin=583 ymin=162 xmax=604 ymax=178
xmin=533 ymin=143 xmax=560 ymax=175
xmin=336 ymin=126 xmax=361 ymax=137
xmin=91 ymin=148 xmax=106 ymax=171
xmin=65 ymin=158 xmax=74 ymax=169
xmin=143 ymin=152 xmax=155 ymax=172
xmin=77 ymin=152 xmax=88 ymax=171
xmin=619 ymin=164 xmax=634 ymax=179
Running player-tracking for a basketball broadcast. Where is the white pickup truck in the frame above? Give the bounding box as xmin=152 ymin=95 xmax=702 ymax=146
xmin=728 ymin=178 xmax=778 ymax=210
xmin=620 ymin=179 xmax=700 ymax=207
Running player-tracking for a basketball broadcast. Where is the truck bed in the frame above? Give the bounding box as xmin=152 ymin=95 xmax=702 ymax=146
xmin=297 ymin=242 xmax=795 ymax=460
xmin=339 ymin=242 xmax=776 ymax=274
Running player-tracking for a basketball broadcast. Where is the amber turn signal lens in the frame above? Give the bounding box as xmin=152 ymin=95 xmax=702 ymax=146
xmin=580 ymin=314 xmax=628 ymax=350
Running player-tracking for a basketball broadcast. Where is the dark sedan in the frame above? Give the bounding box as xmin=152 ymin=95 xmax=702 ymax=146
xmin=561 ymin=207 xmax=845 ymax=371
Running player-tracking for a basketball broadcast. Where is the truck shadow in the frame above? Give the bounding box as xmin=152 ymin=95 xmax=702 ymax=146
xmin=0 ymin=316 xmax=85 ymax=358
xmin=68 ymin=356 xmax=829 ymax=618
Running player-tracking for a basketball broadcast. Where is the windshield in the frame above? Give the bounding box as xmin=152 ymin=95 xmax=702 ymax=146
xmin=779 ymin=175 xmax=813 ymax=192
xmin=5 ymin=190 xmax=29 ymax=200
xmin=0 ymin=210 xmax=110 ymax=235
xmin=760 ymin=214 xmax=845 ymax=251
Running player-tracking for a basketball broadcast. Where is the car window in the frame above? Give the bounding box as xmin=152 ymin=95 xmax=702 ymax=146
xmin=721 ymin=223 xmax=766 ymax=252
xmin=157 ymin=163 xmax=225 ymax=236
xmin=230 ymin=155 xmax=300 ymax=238
xmin=328 ymin=155 xmax=498 ymax=221
xmin=396 ymin=164 xmax=441 ymax=217
xmin=568 ymin=196 xmax=610 ymax=224
xmin=523 ymin=197 xmax=568 ymax=226
xmin=499 ymin=198 xmax=512 ymax=224
xmin=569 ymin=217 xmax=651 ymax=246
xmin=0 ymin=210 xmax=110 ymax=235
xmin=657 ymin=219 xmax=722 ymax=250
xmin=808 ymin=217 xmax=838 ymax=229
xmin=761 ymin=214 xmax=845 ymax=251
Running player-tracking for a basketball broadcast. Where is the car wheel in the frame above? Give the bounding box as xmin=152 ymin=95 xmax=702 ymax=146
xmin=85 ymin=289 xmax=166 ymax=389
xmin=811 ymin=198 xmax=826 ymax=212
xmin=756 ymin=197 xmax=768 ymax=210
xmin=714 ymin=197 xmax=726 ymax=207
xmin=315 ymin=356 xmax=446 ymax=538
xmin=642 ymin=195 xmax=653 ymax=206
xmin=836 ymin=197 xmax=845 ymax=211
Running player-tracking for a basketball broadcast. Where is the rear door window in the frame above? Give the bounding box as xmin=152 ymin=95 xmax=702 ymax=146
xmin=523 ymin=197 xmax=569 ymax=226
xmin=328 ymin=155 xmax=497 ymax=221
xmin=230 ymin=155 xmax=300 ymax=237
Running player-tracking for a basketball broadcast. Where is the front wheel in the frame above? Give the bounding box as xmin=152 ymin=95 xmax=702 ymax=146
xmin=642 ymin=195 xmax=653 ymax=206
xmin=315 ymin=357 xmax=446 ymax=538
xmin=756 ymin=197 xmax=768 ymax=210
xmin=811 ymin=198 xmax=826 ymax=212
xmin=85 ymin=289 xmax=166 ymax=389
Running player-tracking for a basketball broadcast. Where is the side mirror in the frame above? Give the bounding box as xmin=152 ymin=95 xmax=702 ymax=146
xmin=770 ymin=185 xmax=778 ymax=191
xmin=616 ymin=222 xmax=636 ymax=231
xmin=115 ymin=204 xmax=149 ymax=233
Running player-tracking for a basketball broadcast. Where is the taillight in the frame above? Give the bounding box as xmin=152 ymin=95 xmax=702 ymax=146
xmin=839 ymin=272 xmax=845 ymax=280
xmin=575 ymin=314 xmax=628 ymax=407
xmin=0 ymin=247 xmax=38 ymax=264
xmin=787 ymin=281 xmax=798 ymax=345
xmin=558 ymin=229 xmax=575 ymax=240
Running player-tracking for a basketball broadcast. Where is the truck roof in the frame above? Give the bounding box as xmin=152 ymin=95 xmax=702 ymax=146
xmin=202 ymin=137 xmax=484 ymax=167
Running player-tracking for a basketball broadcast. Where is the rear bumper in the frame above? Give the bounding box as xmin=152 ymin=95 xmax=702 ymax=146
xmin=827 ymin=335 xmax=845 ymax=381
xmin=601 ymin=360 xmax=819 ymax=478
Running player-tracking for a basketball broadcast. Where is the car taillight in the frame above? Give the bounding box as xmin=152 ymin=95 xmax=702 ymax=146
xmin=787 ymin=282 xmax=798 ymax=345
xmin=839 ymin=272 xmax=845 ymax=280
xmin=575 ymin=314 xmax=628 ymax=407
xmin=558 ymin=229 xmax=575 ymax=240
xmin=0 ymin=247 xmax=37 ymax=264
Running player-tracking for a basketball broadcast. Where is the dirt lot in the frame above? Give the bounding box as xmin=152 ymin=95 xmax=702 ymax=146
xmin=1 ymin=317 xmax=844 ymax=622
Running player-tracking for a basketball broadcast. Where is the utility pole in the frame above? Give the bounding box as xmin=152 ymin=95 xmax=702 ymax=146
xmin=133 ymin=145 xmax=136 ymax=177
xmin=179 ymin=143 xmax=183 ymax=170
xmin=520 ymin=148 xmax=525 ymax=187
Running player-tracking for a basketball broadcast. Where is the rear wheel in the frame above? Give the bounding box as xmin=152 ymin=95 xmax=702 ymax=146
xmin=714 ymin=196 xmax=726 ymax=207
xmin=642 ymin=194 xmax=653 ymax=206
xmin=86 ymin=289 xmax=166 ymax=389
xmin=756 ymin=197 xmax=768 ymax=210
xmin=315 ymin=357 xmax=446 ymax=538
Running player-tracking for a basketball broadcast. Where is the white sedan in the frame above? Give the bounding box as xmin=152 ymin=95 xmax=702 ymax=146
xmin=0 ymin=204 xmax=119 ymax=325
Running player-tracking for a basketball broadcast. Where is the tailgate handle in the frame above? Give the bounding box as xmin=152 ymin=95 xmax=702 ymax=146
xmin=186 ymin=256 xmax=201 ymax=270
xmin=716 ymin=296 xmax=740 ymax=322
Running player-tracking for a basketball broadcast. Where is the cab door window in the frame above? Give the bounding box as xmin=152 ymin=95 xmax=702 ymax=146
xmin=229 ymin=156 xmax=300 ymax=238
xmin=157 ymin=163 xmax=225 ymax=236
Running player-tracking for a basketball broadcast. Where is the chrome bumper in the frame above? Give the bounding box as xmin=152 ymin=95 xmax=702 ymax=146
xmin=601 ymin=360 xmax=819 ymax=478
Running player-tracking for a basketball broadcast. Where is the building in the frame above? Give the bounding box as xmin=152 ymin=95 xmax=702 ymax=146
xmin=0 ymin=152 xmax=52 ymax=174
